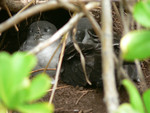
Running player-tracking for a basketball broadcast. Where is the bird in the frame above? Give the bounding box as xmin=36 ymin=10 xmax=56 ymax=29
xmin=60 ymin=17 xmax=138 ymax=87
xmin=20 ymin=21 xmax=61 ymax=77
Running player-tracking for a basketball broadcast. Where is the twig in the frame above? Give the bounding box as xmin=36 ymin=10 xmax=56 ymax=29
xmin=119 ymin=0 xmax=129 ymax=35
xmin=72 ymin=25 xmax=91 ymax=85
xmin=49 ymin=33 xmax=68 ymax=104
xmin=75 ymin=91 xmax=88 ymax=104
xmin=16 ymin=0 xmax=36 ymax=15
xmin=47 ymin=85 xmax=70 ymax=92
xmin=135 ymin=60 xmax=147 ymax=91
xmin=113 ymin=53 xmax=130 ymax=81
xmin=4 ymin=4 xmax=19 ymax=31
xmin=101 ymin=0 xmax=119 ymax=113
xmin=112 ymin=2 xmax=122 ymax=24
xmin=30 ymin=68 xmax=56 ymax=74
xmin=43 ymin=41 xmax=62 ymax=74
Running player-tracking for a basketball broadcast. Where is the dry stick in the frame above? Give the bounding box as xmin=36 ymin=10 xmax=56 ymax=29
xmin=113 ymin=53 xmax=130 ymax=80
xmin=101 ymin=0 xmax=119 ymax=113
xmin=49 ymin=33 xmax=68 ymax=104
xmin=4 ymin=4 xmax=19 ymax=31
xmin=75 ymin=91 xmax=88 ymax=104
xmin=43 ymin=42 xmax=62 ymax=74
xmin=119 ymin=0 xmax=129 ymax=35
xmin=16 ymin=0 xmax=36 ymax=15
xmin=72 ymin=26 xmax=91 ymax=85
xmin=135 ymin=60 xmax=147 ymax=91
xmin=47 ymin=85 xmax=69 ymax=92
xmin=112 ymin=2 xmax=122 ymax=24
xmin=30 ymin=68 xmax=56 ymax=74
xmin=0 ymin=0 xmax=79 ymax=33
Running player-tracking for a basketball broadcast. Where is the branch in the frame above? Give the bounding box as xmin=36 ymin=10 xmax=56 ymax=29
xmin=0 ymin=0 xmax=78 ymax=33
xmin=101 ymin=0 xmax=119 ymax=112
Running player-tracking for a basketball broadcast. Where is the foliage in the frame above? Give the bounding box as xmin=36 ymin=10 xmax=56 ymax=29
xmin=120 ymin=0 xmax=150 ymax=61
xmin=118 ymin=1 xmax=150 ymax=113
xmin=116 ymin=79 xmax=150 ymax=113
xmin=0 ymin=52 xmax=53 ymax=113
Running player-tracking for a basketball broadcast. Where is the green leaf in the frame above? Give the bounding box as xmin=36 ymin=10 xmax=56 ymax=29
xmin=17 ymin=103 xmax=54 ymax=113
xmin=0 ymin=52 xmax=12 ymax=106
xmin=116 ymin=103 xmax=139 ymax=113
xmin=11 ymin=52 xmax=37 ymax=88
xmin=120 ymin=30 xmax=150 ymax=61
xmin=0 ymin=51 xmax=53 ymax=113
xmin=25 ymin=74 xmax=51 ymax=102
xmin=122 ymin=80 xmax=145 ymax=113
xmin=11 ymin=78 xmax=31 ymax=107
xmin=0 ymin=52 xmax=37 ymax=108
xmin=143 ymin=89 xmax=150 ymax=113
xmin=133 ymin=1 xmax=150 ymax=27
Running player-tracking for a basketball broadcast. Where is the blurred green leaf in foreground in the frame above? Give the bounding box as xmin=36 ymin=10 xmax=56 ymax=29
xmin=116 ymin=79 xmax=150 ymax=113
xmin=121 ymin=1 xmax=150 ymax=61
xmin=0 ymin=52 xmax=53 ymax=113
xmin=118 ymin=1 xmax=150 ymax=113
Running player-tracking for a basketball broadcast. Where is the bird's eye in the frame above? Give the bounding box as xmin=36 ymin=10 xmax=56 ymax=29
xmin=29 ymin=29 xmax=33 ymax=33
xmin=44 ymin=27 xmax=51 ymax=32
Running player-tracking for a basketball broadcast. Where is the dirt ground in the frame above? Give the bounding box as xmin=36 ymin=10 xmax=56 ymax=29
xmin=41 ymin=60 xmax=150 ymax=113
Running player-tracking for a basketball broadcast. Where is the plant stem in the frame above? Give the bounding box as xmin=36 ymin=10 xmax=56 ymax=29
xmin=101 ymin=0 xmax=119 ymax=113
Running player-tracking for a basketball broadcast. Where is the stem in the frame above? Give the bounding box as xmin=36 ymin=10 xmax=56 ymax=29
xmin=101 ymin=0 xmax=119 ymax=112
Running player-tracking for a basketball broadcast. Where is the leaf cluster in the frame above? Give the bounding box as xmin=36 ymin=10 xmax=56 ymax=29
xmin=118 ymin=1 xmax=150 ymax=113
xmin=0 ymin=52 xmax=53 ymax=113
xmin=121 ymin=0 xmax=150 ymax=61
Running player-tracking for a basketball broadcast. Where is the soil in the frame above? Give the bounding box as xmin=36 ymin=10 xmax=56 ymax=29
xmin=42 ymin=61 xmax=150 ymax=113
xmin=43 ymin=82 xmax=125 ymax=113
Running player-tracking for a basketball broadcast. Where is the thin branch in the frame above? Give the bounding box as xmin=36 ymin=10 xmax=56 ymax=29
xmin=135 ymin=60 xmax=147 ymax=91
xmin=30 ymin=68 xmax=56 ymax=74
xmin=43 ymin=42 xmax=62 ymax=74
xmin=47 ymin=85 xmax=70 ymax=92
xmin=0 ymin=0 xmax=78 ymax=33
xmin=113 ymin=53 xmax=130 ymax=81
xmin=119 ymin=0 xmax=129 ymax=35
xmin=101 ymin=0 xmax=119 ymax=112
xmin=75 ymin=91 xmax=88 ymax=104
xmin=49 ymin=33 xmax=68 ymax=104
xmin=16 ymin=0 xmax=36 ymax=15
xmin=4 ymin=4 xmax=19 ymax=31
xmin=112 ymin=2 xmax=122 ymax=24
xmin=72 ymin=26 xmax=91 ymax=85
